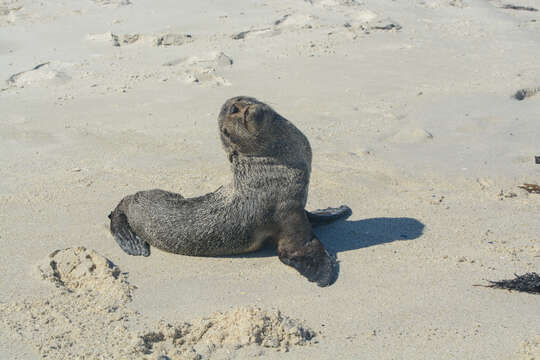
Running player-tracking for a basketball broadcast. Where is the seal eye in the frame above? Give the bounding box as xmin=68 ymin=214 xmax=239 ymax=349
xmin=229 ymin=104 xmax=239 ymax=114
xmin=222 ymin=128 xmax=230 ymax=137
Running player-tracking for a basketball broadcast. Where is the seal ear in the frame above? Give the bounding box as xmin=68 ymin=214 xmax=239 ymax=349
xmin=278 ymin=237 xmax=337 ymax=287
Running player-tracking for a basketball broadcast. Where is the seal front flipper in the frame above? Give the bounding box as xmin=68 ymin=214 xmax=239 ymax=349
xmin=277 ymin=212 xmax=337 ymax=287
xmin=278 ymin=236 xmax=336 ymax=287
xmin=108 ymin=209 xmax=150 ymax=257
xmin=306 ymin=205 xmax=352 ymax=227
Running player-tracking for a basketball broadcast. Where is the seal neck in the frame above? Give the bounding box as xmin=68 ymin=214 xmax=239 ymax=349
xmin=231 ymin=156 xmax=310 ymax=195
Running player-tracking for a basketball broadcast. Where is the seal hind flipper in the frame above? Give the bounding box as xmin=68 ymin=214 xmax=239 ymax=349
xmin=108 ymin=209 xmax=150 ymax=257
xmin=306 ymin=205 xmax=352 ymax=227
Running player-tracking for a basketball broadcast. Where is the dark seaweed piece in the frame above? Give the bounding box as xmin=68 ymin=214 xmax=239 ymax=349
xmin=372 ymin=23 xmax=402 ymax=31
xmin=514 ymin=87 xmax=540 ymax=100
xmin=518 ymin=183 xmax=540 ymax=194
xmin=501 ymin=4 xmax=538 ymax=11
xmin=480 ymin=273 xmax=540 ymax=294
xmin=232 ymin=31 xmax=250 ymax=40
xmin=514 ymin=89 xmax=527 ymax=100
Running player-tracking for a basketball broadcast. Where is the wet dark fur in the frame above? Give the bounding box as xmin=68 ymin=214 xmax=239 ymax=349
xmin=109 ymin=96 xmax=350 ymax=286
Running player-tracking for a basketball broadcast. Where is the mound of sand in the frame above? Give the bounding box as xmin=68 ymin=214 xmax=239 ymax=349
xmin=37 ymin=246 xmax=134 ymax=304
xmin=1 ymin=248 xmax=315 ymax=359
xmin=135 ymin=306 xmax=316 ymax=359
xmin=1 ymin=248 xmax=137 ymax=359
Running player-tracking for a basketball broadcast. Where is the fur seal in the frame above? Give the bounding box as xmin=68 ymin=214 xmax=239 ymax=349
xmin=108 ymin=96 xmax=351 ymax=286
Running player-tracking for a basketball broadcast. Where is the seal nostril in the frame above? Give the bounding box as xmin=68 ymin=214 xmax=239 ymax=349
xmin=229 ymin=104 xmax=239 ymax=114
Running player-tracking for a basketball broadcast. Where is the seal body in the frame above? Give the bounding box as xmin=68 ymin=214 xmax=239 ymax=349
xmin=109 ymin=96 xmax=351 ymax=286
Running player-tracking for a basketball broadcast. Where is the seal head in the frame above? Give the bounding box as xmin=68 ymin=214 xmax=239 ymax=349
xmin=218 ymin=96 xmax=311 ymax=168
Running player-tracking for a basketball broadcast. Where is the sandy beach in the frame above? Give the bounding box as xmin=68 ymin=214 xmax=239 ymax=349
xmin=0 ymin=0 xmax=539 ymax=358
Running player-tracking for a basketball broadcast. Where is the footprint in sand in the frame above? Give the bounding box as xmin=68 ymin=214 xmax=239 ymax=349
xmin=343 ymin=10 xmax=402 ymax=37
xmin=91 ymin=0 xmax=132 ymax=7
xmin=164 ymin=52 xmax=233 ymax=86
xmin=0 ymin=1 xmax=23 ymax=25
xmin=232 ymin=13 xmax=318 ymax=40
xmin=232 ymin=27 xmax=281 ymax=40
xmin=153 ymin=33 xmax=193 ymax=47
xmin=86 ymin=31 xmax=140 ymax=46
xmin=387 ymin=128 xmax=434 ymax=144
xmin=6 ymin=62 xmax=72 ymax=88
xmin=306 ymin=0 xmax=362 ymax=7
xmin=274 ymin=13 xmax=319 ymax=30
xmin=0 ymin=247 xmax=316 ymax=359
xmin=86 ymin=32 xmax=193 ymax=47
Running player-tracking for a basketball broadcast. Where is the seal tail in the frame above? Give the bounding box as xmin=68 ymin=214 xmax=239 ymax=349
xmin=306 ymin=205 xmax=352 ymax=227
xmin=109 ymin=203 xmax=150 ymax=257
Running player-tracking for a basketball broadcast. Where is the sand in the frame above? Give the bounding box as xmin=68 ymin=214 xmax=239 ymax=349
xmin=1 ymin=248 xmax=315 ymax=359
xmin=0 ymin=0 xmax=539 ymax=359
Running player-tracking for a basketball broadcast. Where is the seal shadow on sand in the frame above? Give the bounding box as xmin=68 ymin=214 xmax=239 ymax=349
xmin=315 ymin=217 xmax=425 ymax=253
xmin=229 ymin=216 xmax=425 ymax=284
